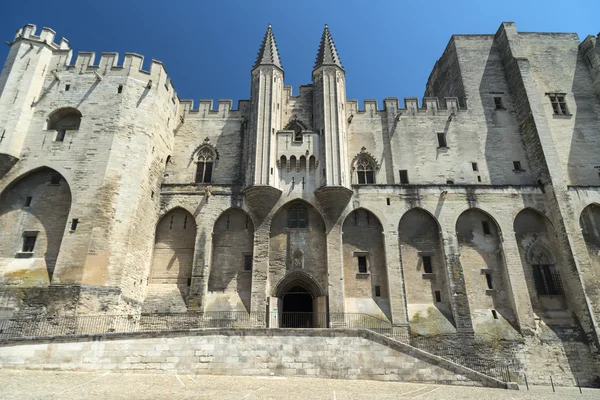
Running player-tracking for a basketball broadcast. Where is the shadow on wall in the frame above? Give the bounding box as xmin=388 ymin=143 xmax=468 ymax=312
xmin=0 ymin=167 xmax=72 ymax=284
xmin=207 ymin=208 xmax=254 ymax=312
xmin=398 ymin=208 xmax=455 ymax=334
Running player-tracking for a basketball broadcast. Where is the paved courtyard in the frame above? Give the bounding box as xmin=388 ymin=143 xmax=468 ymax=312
xmin=0 ymin=370 xmax=597 ymax=399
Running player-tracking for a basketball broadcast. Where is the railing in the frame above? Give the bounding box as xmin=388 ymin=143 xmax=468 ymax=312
xmin=0 ymin=311 xmax=515 ymax=382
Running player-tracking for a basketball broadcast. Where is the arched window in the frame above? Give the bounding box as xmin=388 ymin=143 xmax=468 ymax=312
xmin=195 ymin=147 xmax=215 ymax=183
xmin=356 ymin=157 xmax=375 ymax=184
xmin=46 ymin=108 xmax=82 ymax=142
xmin=280 ymin=155 xmax=287 ymax=170
xmin=288 ymin=203 xmax=308 ymax=228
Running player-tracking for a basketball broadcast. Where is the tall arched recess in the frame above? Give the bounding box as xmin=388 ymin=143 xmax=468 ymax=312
xmin=456 ymin=209 xmax=517 ymax=335
xmin=580 ymin=204 xmax=600 ymax=286
xmin=398 ymin=208 xmax=455 ymax=334
xmin=206 ymin=208 xmax=254 ymax=312
xmin=342 ymin=209 xmax=390 ymax=320
xmin=0 ymin=167 xmax=71 ymax=284
xmin=144 ymin=208 xmax=196 ymax=313
xmin=514 ymin=209 xmax=567 ymax=312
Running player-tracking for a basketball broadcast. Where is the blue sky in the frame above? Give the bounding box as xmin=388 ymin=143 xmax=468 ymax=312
xmin=1 ymin=0 xmax=598 ymax=107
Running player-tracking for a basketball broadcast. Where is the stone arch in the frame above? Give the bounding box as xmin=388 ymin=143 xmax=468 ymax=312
xmin=46 ymin=107 xmax=82 ymax=130
xmin=514 ymin=208 xmax=566 ymax=310
xmin=342 ymin=208 xmax=389 ymax=320
xmin=580 ymin=203 xmax=600 ymax=283
xmin=270 ymin=200 xmax=328 ymax=304
xmin=398 ymin=207 xmax=454 ymax=334
xmin=456 ymin=208 xmax=516 ymax=331
xmin=0 ymin=167 xmax=72 ymax=284
xmin=274 ymin=270 xmax=325 ymax=299
xmin=351 ymin=148 xmax=379 ymax=184
xmin=206 ymin=207 xmax=255 ymax=312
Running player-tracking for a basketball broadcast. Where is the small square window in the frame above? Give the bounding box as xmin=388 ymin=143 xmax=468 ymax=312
xmin=65 ymin=84 xmax=70 ymax=91
xmin=446 ymin=179 xmax=454 ymax=185
xmin=117 ymin=85 xmax=123 ymax=94
xmin=70 ymin=218 xmax=79 ymax=231
xmin=399 ymin=170 xmax=409 ymax=184
xmin=49 ymin=174 xmax=61 ymax=185
xmin=434 ymin=291 xmax=442 ymax=303
xmin=422 ymin=255 xmax=433 ymax=274
xmin=357 ymin=256 xmax=368 ymax=274
xmin=437 ymin=132 xmax=447 ymax=148
xmin=471 ymin=162 xmax=479 ymax=172
xmin=22 ymin=234 xmax=37 ymax=253
xmin=493 ymin=97 xmax=503 ymax=109
xmin=375 ymin=286 xmax=381 ymax=297
xmin=244 ymin=254 xmax=253 ymax=271
xmin=485 ymin=272 xmax=493 ymax=289
xmin=513 ymin=161 xmax=522 ymax=171
xmin=548 ymin=93 xmax=568 ymax=115
xmin=477 ymin=175 xmax=482 ymax=182
xmin=482 ymin=221 xmax=491 ymax=235
xmin=24 ymin=196 xmax=32 ymax=207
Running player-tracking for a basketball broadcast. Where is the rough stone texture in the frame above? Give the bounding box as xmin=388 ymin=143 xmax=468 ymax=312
xmin=1 ymin=22 xmax=600 ymax=385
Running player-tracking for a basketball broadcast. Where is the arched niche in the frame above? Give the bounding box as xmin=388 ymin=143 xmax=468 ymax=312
xmin=514 ymin=208 xmax=566 ymax=311
xmin=398 ymin=208 xmax=454 ymax=334
xmin=342 ymin=208 xmax=389 ymax=320
xmin=580 ymin=204 xmax=600 ymax=273
xmin=46 ymin=108 xmax=81 ymax=141
xmin=456 ymin=208 xmax=516 ymax=331
xmin=206 ymin=208 xmax=255 ymax=312
xmin=269 ymin=200 xmax=327 ymax=306
xmin=0 ymin=167 xmax=72 ymax=284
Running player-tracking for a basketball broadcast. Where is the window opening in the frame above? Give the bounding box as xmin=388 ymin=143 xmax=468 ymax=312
xmin=70 ymin=218 xmax=79 ymax=231
xmin=356 ymin=157 xmax=375 ymax=184
xmin=288 ymin=203 xmax=308 ymax=228
xmin=65 ymin=84 xmax=70 ymax=91
xmin=56 ymin=130 xmax=66 ymax=142
xmin=482 ymin=221 xmax=491 ymax=235
xmin=22 ymin=234 xmax=37 ymax=252
xmin=532 ymin=264 xmax=564 ymax=296
xmin=357 ymin=256 xmax=368 ymax=274
xmin=548 ymin=93 xmax=568 ymax=115
xmin=117 ymin=85 xmax=123 ymax=94
xmin=485 ymin=273 xmax=493 ymax=289
xmin=244 ymin=254 xmax=253 ymax=271
xmin=183 ymin=215 xmax=188 ymax=229
xmin=423 ymin=255 xmax=433 ymax=274
xmin=187 ymin=278 xmax=192 ymax=286
xmin=375 ymin=286 xmax=381 ymax=297
xmin=49 ymin=174 xmax=61 ymax=185
xmin=477 ymin=175 xmax=482 ymax=182
xmin=446 ymin=179 xmax=454 ymax=184
xmin=386 ymin=198 xmax=390 ymax=206
xmin=513 ymin=161 xmax=522 ymax=171
xmin=195 ymin=147 xmax=214 ymax=183
xmin=491 ymin=310 xmax=498 ymax=319
xmin=472 ymin=162 xmax=479 ymax=171
xmin=434 ymin=291 xmax=442 ymax=303
xmin=24 ymin=196 xmax=32 ymax=207
xmin=437 ymin=132 xmax=447 ymax=148
xmin=493 ymin=97 xmax=503 ymax=109
xmin=399 ymin=170 xmax=409 ymax=184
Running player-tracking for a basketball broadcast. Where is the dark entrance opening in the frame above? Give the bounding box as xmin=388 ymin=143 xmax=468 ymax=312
xmin=281 ymin=285 xmax=313 ymax=328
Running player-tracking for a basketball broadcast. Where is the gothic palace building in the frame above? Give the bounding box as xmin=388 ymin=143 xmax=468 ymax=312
xmin=1 ymin=21 xmax=600 ymax=383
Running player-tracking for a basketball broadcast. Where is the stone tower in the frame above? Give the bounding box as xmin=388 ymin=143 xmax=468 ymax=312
xmin=312 ymin=25 xmax=350 ymax=188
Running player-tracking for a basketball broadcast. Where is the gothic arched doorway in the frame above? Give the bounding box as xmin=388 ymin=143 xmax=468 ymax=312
xmin=281 ymin=284 xmax=313 ymax=328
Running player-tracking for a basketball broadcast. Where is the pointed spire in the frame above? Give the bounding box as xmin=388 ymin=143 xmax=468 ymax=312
xmin=314 ymin=24 xmax=343 ymax=70
xmin=253 ymin=24 xmax=283 ymax=70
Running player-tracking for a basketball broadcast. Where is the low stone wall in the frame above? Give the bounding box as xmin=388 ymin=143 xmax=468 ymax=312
xmin=0 ymin=329 xmax=511 ymax=388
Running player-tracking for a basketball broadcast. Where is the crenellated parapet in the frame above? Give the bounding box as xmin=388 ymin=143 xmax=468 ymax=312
xmin=345 ymin=97 xmax=466 ymax=117
xmin=580 ymin=33 xmax=600 ymax=99
xmin=178 ymin=99 xmax=251 ymax=118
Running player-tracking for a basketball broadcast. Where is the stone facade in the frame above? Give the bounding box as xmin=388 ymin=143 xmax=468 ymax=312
xmin=1 ymin=21 xmax=600 ymax=384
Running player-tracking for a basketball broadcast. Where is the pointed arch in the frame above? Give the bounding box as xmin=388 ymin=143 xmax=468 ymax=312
xmin=0 ymin=167 xmax=72 ymax=283
xmin=207 ymin=207 xmax=255 ymax=312
xmin=351 ymin=147 xmax=379 ymax=184
xmin=150 ymin=207 xmax=196 ymax=284
xmin=526 ymin=240 xmax=557 ymax=265
xmin=274 ymin=270 xmax=325 ymax=298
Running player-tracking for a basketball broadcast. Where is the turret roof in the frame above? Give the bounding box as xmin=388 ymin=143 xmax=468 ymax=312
xmin=253 ymin=24 xmax=283 ymax=71
xmin=314 ymin=24 xmax=343 ymax=70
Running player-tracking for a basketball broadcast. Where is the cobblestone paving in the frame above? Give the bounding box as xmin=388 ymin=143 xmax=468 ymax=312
xmin=0 ymin=370 xmax=597 ymax=399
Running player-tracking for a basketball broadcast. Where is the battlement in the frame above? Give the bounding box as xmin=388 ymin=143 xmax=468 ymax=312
xmin=12 ymin=24 xmax=70 ymax=51
xmin=345 ymin=97 xmax=466 ymax=116
xmin=179 ymin=99 xmax=251 ymax=117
